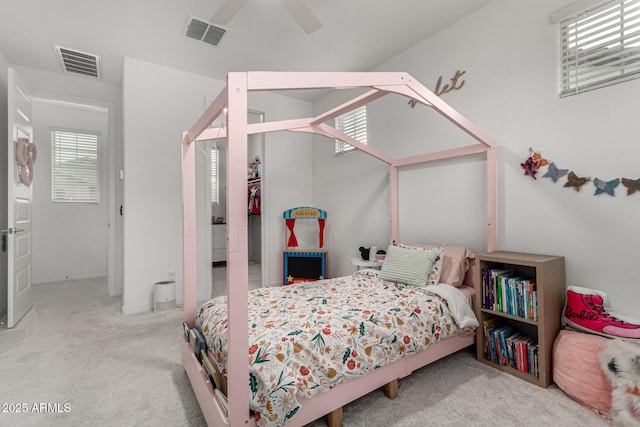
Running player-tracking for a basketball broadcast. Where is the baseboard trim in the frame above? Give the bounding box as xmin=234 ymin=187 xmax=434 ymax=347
xmin=33 ymin=273 xmax=107 ymax=285
xmin=121 ymin=302 xmax=152 ymax=315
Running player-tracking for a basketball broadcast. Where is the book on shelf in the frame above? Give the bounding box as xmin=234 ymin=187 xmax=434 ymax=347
xmin=499 ymin=273 xmax=518 ymax=313
xmin=491 ymin=325 xmax=513 ymax=366
xmin=183 ymin=322 xmax=190 ymax=342
xmin=505 ymin=332 xmax=523 ymax=370
xmin=200 ymin=349 xmax=222 ymax=391
xmin=521 ymin=279 xmax=535 ymax=319
xmin=482 ymin=267 xmax=538 ymax=320
xmin=482 ymin=320 xmax=539 ymax=378
xmin=186 ymin=327 xmax=208 ymax=362
xmin=482 ymin=317 xmax=503 ymax=360
xmin=510 ymin=334 xmax=538 ymax=376
xmin=193 ymin=329 xmax=207 ymax=357
xmin=515 ymin=335 xmax=526 ymax=372
xmin=497 ymin=326 xmax=514 ymax=366
xmin=189 ymin=329 xmax=197 ymax=350
xmin=214 ymin=388 xmax=228 ymax=417
xmin=482 ymin=268 xmax=513 ymax=311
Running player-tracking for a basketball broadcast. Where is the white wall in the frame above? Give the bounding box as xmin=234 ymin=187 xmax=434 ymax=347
xmin=313 ymin=0 xmax=640 ymax=317
xmin=310 ymin=115 xmax=392 ymax=277
xmin=256 ymin=99 xmax=314 ymax=286
xmin=31 ymin=99 xmax=109 ymax=283
xmin=122 ymin=58 xmax=313 ymax=314
xmin=0 ymin=51 xmax=9 ymax=316
xmin=122 ymin=57 xmax=210 ymax=313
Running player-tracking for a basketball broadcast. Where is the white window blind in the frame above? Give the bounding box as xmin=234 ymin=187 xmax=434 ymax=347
xmin=210 ymin=147 xmax=219 ymax=204
xmin=334 ymin=106 xmax=367 ymax=155
xmin=559 ymin=0 xmax=640 ymax=96
xmin=51 ymin=129 xmax=100 ymax=203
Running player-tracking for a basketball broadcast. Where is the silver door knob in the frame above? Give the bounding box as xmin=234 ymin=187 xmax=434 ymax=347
xmin=0 ymin=228 xmax=27 ymax=234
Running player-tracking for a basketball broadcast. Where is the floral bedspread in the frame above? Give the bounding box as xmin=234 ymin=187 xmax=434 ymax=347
xmin=195 ymin=270 xmax=461 ymax=427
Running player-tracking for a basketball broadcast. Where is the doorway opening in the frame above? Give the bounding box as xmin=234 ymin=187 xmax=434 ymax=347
xmin=29 ymin=97 xmax=117 ymax=295
xmin=204 ymin=109 xmax=265 ymax=299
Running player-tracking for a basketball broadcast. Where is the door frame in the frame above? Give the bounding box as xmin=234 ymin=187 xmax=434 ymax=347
xmin=202 ymin=108 xmax=265 ymax=299
xmin=0 ymin=66 xmax=8 ymax=320
xmin=248 ymin=109 xmax=267 ymax=289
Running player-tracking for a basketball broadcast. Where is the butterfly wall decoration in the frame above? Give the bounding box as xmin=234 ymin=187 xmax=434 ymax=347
xmin=593 ymin=178 xmax=619 ymax=196
xmin=543 ymin=162 xmax=569 ymax=183
xmin=520 ymin=149 xmax=549 ymax=180
xmin=520 ymin=156 xmax=540 ymax=179
xmin=563 ymin=171 xmax=591 ymax=192
xmin=532 ymin=152 xmax=549 ymax=168
xmin=521 ymin=149 xmax=637 ymax=198
xmin=622 ymin=178 xmax=640 ymax=195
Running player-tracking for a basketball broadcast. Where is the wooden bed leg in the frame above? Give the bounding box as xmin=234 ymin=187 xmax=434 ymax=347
xmin=384 ymin=379 xmax=399 ymax=400
xmin=326 ymin=407 xmax=343 ymax=427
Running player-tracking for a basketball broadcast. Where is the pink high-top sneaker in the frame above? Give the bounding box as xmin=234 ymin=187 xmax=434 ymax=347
xmin=562 ymin=286 xmax=640 ymax=340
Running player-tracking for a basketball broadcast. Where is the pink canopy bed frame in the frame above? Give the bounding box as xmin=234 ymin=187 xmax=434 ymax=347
xmin=182 ymin=72 xmax=496 ymax=426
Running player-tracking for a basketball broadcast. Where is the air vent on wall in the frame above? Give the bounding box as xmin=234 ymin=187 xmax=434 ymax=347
xmin=54 ymin=45 xmax=102 ymax=78
xmin=185 ymin=16 xmax=226 ymax=46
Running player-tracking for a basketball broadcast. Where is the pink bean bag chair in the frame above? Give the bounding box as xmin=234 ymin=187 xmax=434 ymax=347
xmin=553 ymin=329 xmax=612 ymax=418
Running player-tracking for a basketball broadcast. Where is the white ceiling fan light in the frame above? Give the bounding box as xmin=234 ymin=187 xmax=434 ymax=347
xmin=210 ymin=0 xmax=321 ymax=34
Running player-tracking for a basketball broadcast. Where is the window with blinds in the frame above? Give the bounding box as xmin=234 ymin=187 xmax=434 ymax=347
xmin=51 ymin=129 xmax=100 ymax=203
xmin=211 ymin=147 xmax=219 ymax=204
xmin=334 ymin=105 xmax=367 ymax=155
xmin=558 ymin=0 xmax=640 ymax=96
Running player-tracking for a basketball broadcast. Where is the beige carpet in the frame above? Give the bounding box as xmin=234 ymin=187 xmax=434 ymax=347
xmin=0 ymin=278 xmax=610 ymax=427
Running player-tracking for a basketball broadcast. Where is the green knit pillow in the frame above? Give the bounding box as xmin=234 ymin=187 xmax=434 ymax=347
xmin=379 ymin=244 xmax=438 ymax=287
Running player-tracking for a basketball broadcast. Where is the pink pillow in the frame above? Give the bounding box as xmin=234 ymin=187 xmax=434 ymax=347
xmin=552 ymin=329 xmax=611 ymax=418
xmin=399 ymin=244 xmax=475 ymax=287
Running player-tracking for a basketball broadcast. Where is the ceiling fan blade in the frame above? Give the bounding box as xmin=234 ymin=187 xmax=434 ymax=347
xmin=283 ymin=0 xmax=322 ymax=35
xmin=210 ymin=0 xmax=249 ymax=25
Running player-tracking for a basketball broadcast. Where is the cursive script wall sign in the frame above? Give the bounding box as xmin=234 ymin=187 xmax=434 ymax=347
xmin=408 ymin=69 xmax=466 ymax=108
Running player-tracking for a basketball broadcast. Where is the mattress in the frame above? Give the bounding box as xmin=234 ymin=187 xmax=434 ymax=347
xmin=195 ymin=270 xmax=476 ymax=427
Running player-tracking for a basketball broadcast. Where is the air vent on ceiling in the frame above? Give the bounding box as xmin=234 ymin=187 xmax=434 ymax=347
xmin=185 ymin=16 xmax=226 ymax=46
xmin=54 ymin=45 xmax=102 ymax=78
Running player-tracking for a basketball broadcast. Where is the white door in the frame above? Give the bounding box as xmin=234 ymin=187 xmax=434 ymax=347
xmin=4 ymin=68 xmax=34 ymax=328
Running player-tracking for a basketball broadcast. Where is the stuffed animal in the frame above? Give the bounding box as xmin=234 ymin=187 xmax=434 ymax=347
xmin=358 ymin=246 xmax=370 ymax=261
xmin=599 ymin=339 xmax=640 ymax=426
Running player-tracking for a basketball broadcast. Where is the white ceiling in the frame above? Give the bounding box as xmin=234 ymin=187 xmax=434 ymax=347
xmin=0 ymin=0 xmax=493 ymax=100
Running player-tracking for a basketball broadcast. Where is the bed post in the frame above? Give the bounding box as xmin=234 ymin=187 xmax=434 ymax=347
xmin=389 ymin=165 xmax=398 ymax=243
xmin=226 ymin=72 xmax=252 ymax=425
xmin=182 ymin=134 xmax=197 ymax=325
xmin=486 ymin=145 xmax=497 ymax=252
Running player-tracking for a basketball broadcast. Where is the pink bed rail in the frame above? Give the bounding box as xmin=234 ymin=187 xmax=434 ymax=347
xmin=182 ymin=71 xmax=496 ymax=426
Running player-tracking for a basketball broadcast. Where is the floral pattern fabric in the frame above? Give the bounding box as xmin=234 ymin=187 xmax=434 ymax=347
xmin=195 ymin=270 xmax=460 ymax=427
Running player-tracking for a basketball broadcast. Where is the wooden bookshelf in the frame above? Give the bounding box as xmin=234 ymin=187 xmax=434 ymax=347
xmin=475 ymin=251 xmax=565 ymax=388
